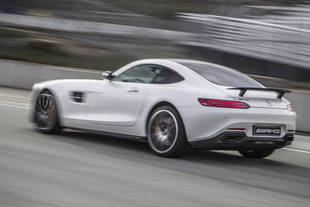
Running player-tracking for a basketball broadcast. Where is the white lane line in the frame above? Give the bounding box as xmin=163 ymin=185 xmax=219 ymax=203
xmin=0 ymin=94 xmax=28 ymax=100
xmin=283 ymin=147 xmax=310 ymax=154
xmin=0 ymin=103 xmax=28 ymax=110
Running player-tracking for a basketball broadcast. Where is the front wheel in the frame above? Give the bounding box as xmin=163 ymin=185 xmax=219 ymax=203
xmin=147 ymin=105 xmax=190 ymax=157
xmin=238 ymin=149 xmax=275 ymax=159
xmin=34 ymin=90 xmax=61 ymax=133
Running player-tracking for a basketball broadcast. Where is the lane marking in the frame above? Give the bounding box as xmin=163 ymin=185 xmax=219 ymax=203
xmin=0 ymin=94 xmax=28 ymax=99
xmin=0 ymin=103 xmax=28 ymax=110
xmin=283 ymin=147 xmax=310 ymax=154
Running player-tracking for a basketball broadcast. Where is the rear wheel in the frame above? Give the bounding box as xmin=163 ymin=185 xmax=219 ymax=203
xmin=34 ymin=90 xmax=61 ymax=133
xmin=147 ymin=105 xmax=190 ymax=157
xmin=238 ymin=149 xmax=274 ymax=159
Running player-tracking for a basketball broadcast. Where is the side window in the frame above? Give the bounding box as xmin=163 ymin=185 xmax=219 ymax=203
xmin=113 ymin=65 xmax=156 ymax=83
xmin=113 ymin=64 xmax=184 ymax=84
xmin=150 ymin=65 xmax=184 ymax=84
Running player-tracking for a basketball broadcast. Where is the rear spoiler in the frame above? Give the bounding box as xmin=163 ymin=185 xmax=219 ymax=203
xmin=228 ymin=87 xmax=291 ymax=99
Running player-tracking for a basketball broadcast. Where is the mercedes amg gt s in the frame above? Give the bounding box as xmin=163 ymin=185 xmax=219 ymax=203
xmin=30 ymin=59 xmax=296 ymax=158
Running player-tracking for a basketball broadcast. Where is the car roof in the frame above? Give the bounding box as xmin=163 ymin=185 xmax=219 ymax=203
xmin=124 ymin=58 xmax=239 ymax=76
xmin=114 ymin=58 xmax=240 ymax=84
xmin=168 ymin=59 xmax=235 ymax=71
xmin=129 ymin=58 xmax=226 ymax=68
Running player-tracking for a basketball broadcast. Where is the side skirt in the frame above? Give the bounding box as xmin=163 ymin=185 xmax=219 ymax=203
xmin=62 ymin=127 xmax=147 ymax=142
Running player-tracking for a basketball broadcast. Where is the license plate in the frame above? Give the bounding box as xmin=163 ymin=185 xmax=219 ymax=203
xmin=253 ymin=126 xmax=281 ymax=136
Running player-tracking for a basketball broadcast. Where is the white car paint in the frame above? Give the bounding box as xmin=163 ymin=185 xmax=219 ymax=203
xmin=30 ymin=59 xmax=296 ymax=142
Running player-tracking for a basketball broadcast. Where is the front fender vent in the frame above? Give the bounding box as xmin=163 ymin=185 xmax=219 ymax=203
xmin=70 ymin=91 xmax=85 ymax=103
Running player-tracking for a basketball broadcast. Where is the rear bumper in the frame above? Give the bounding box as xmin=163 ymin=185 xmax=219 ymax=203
xmin=179 ymin=106 xmax=296 ymax=141
xmin=190 ymin=132 xmax=294 ymax=150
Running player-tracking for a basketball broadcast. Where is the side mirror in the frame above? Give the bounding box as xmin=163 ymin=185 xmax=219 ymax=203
xmin=101 ymin=71 xmax=114 ymax=80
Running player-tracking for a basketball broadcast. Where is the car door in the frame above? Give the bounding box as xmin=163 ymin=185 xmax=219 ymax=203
xmin=83 ymin=64 xmax=156 ymax=132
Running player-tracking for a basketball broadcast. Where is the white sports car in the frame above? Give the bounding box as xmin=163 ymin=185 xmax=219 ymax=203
xmin=30 ymin=59 xmax=296 ymax=158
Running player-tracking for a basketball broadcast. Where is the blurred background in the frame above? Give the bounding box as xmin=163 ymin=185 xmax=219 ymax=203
xmin=1 ymin=0 xmax=310 ymax=89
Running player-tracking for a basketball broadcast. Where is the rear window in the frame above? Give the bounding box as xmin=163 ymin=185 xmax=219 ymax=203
xmin=177 ymin=61 xmax=262 ymax=88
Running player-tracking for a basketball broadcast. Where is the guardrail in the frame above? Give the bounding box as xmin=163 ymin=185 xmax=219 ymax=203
xmin=178 ymin=13 xmax=310 ymax=75
xmin=0 ymin=59 xmax=308 ymax=132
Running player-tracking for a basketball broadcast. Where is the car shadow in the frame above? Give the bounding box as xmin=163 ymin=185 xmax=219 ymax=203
xmin=36 ymin=128 xmax=310 ymax=180
xmin=24 ymin=127 xmax=310 ymax=199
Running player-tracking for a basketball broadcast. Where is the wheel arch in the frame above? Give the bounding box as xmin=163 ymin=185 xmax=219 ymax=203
xmin=36 ymin=87 xmax=63 ymax=126
xmin=145 ymin=101 xmax=188 ymax=140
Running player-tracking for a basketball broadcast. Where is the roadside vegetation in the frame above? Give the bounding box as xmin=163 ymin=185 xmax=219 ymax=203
xmin=0 ymin=27 xmax=135 ymax=70
xmin=0 ymin=26 xmax=186 ymax=70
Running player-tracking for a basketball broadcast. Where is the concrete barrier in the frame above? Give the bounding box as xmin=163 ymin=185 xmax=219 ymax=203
xmin=0 ymin=59 xmax=101 ymax=90
xmin=0 ymin=59 xmax=308 ymax=132
xmin=286 ymin=91 xmax=310 ymax=132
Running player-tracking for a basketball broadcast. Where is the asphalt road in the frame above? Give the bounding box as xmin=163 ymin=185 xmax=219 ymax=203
xmin=0 ymin=87 xmax=310 ymax=207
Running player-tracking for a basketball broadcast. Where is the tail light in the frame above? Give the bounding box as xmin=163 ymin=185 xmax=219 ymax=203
xmin=287 ymin=104 xmax=294 ymax=112
xmin=198 ymin=98 xmax=250 ymax=109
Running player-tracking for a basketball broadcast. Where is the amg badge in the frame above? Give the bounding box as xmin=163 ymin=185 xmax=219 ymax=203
xmin=253 ymin=126 xmax=281 ymax=136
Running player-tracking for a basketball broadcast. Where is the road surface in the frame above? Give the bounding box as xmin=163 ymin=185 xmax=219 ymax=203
xmin=0 ymin=87 xmax=309 ymax=207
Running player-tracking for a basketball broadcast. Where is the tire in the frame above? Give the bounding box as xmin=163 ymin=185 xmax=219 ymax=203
xmin=34 ymin=90 xmax=61 ymax=134
xmin=238 ymin=149 xmax=275 ymax=159
xmin=147 ymin=105 xmax=190 ymax=157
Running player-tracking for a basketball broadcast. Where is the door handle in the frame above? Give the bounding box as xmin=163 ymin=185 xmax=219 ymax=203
xmin=126 ymin=88 xmax=139 ymax=93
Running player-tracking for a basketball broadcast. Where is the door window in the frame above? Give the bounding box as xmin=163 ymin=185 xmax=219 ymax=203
xmin=150 ymin=65 xmax=184 ymax=84
xmin=113 ymin=65 xmax=155 ymax=83
xmin=113 ymin=64 xmax=184 ymax=84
